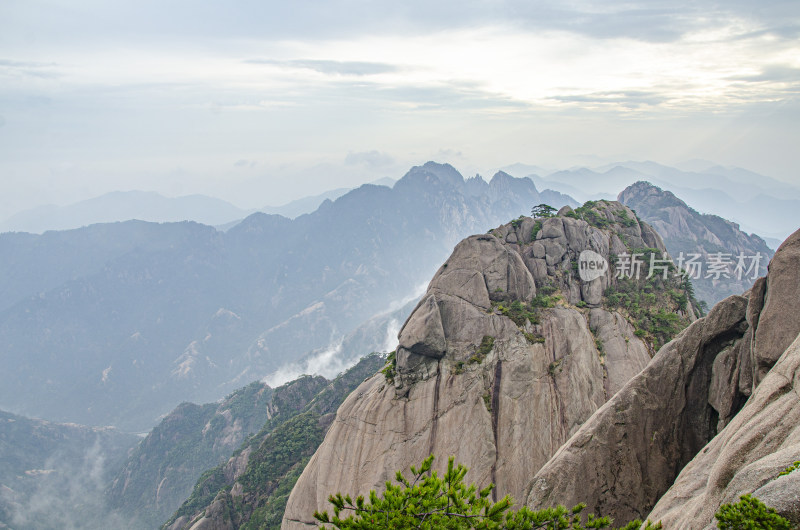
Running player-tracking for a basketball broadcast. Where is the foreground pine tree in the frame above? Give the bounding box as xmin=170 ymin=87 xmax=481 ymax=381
xmin=314 ymin=455 xmax=661 ymax=529
xmin=715 ymin=494 xmax=792 ymax=530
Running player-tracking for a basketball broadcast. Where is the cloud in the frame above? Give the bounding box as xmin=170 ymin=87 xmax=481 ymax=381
xmin=730 ymin=64 xmax=800 ymax=83
xmin=245 ymin=58 xmax=397 ymax=76
xmin=234 ymin=159 xmax=257 ymax=168
xmin=262 ymin=339 xmax=355 ymax=387
xmin=0 ymin=59 xmax=60 ymax=79
xmin=550 ymin=90 xmax=668 ymax=109
xmin=437 ymin=148 xmax=464 ymax=159
xmin=0 ymin=59 xmax=56 ymax=68
xmin=344 ymin=150 xmax=395 ymax=168
xmin=382 ymin=318 xmax=401 ymax=353
xmin=4 ymin=439 xmax=140 ymax=528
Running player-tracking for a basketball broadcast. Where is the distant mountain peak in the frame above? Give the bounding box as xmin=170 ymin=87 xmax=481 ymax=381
xmin=400 ymin=161 xmax=466 ymax=189
xmin=619 ymin=180 xmax=773 ymax=306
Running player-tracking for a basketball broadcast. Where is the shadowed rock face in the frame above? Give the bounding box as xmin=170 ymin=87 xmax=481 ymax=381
xmin=525 ymin=293 xmax=749 ymax=522
xmin=647 ymin=229 xmax=800 ymax=528
xmin=282 ymin=202 xmax=694 ymax=528
xmin=525 ymin=228 xmax=800 ymax=526
xmin=649 ymin=333 xmax=800 ymax=528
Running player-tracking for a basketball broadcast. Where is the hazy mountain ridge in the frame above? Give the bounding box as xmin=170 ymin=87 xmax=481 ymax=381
xmin=0 ymin=162 xmax=575 ymax=431
xmin=0 ymin=192 xmax=251 ymax=234
xmin=1 ymin=179 xmax=396 ymax=235
xmin=0 ymin=410 xmax=139 ymax=529
xmin=514 ymin=161 xmax=800 ymax=240
xmin=619 ymin=181 xmax=774 ymax=306
xmin=163 ymin=353 xmax=386 ymax=530
xmin=105 ymin=380 xmax=281 ymax=528
xmin=1 ymin=162 xmax=794 ymax=529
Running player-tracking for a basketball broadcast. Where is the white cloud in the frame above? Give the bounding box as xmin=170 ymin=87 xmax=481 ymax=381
xmin=0 ymin=1 xmax=798 ymax=215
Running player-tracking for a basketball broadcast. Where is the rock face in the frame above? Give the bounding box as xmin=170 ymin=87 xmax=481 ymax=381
xmin=525 ymin=293 xmax=749 ymax=522
xmin=525 ymin=228 xmax=800 ymax=525
xmin=282 ymin=202 xmax=695 ymax=528
xmin=751 ymin=231 xmax=800 ymax=384
xmin=619 ymin=181 xmax=773 ymax=306
xmin=648 ymin=333 xmax=800 ymax=527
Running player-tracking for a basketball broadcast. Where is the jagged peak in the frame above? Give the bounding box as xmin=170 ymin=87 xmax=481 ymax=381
xmin=391 ymin=197 xmax=697 ymax=390
xmin=617 ymin=181 xmax=686 ymax=209
xmin=489 ymin=170 xmax=515 ymax=182
xmin=397 ymin=161 xmax=465 ymax=189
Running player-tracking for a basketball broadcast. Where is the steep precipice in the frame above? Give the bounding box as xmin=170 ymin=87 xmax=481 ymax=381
xmin=282 ymin=201 xmax=697 ymax=528
xmin=525 ymin=228 xmax=800 ymax=526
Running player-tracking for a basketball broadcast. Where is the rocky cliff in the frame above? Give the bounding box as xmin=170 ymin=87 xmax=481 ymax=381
xmin=282 ymin=201 xmax=697 ymax=528
xmin=619 ymin=181 xmax=773 ymax=306
xmin=526 ymin=228 xmax=800 ymax=526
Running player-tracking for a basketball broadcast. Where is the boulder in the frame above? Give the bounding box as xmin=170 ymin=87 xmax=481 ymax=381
xmin=751 ymin=229 xmax=800 ymax=384
xmin=397 ymin=293 xmax=446 ymax=359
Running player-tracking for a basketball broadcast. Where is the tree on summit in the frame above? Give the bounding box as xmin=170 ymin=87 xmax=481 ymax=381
xmin=531 ymin=204 xmax=557 ymax=218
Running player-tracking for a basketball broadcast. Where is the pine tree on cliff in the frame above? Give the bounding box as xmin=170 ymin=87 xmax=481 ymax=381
xmin=531 ymin=204 xmax=556 ymax=218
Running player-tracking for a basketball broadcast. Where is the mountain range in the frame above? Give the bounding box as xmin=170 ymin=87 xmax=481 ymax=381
xmin=0 ymin=161 xmax=794 ymax=529
xmin=506 ymin=160 xmax=800 ymax=242
xmin=0 ymin=181 xmax=396 ymax=235
xmin=0 ymin=163 xmax=574 ymax=431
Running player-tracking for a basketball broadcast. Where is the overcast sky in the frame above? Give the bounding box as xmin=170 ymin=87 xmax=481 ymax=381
xmin=1 ymin=0 xmax=798 ymax=214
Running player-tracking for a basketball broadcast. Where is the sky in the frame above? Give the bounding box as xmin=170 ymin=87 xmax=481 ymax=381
xmin=1 ymin=0 xmax=799 ymax=215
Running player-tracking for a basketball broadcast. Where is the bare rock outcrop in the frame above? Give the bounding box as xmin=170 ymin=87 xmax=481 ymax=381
xmin=648 ymin=332 xmax=800 ymax=527
xmin=751 ymin=231 xmax=800 ymax=383
xmin=282 ymin=203 xmax=694 ymax=528
xmin=525 ymin=228 xmax=800 ymax=525
xmin=525 ymin=293 xmax=749 ymax=522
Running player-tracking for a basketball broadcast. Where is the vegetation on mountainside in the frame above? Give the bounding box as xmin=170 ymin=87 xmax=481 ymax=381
xmin=714 ymin=463 xmax=798 ymax=529
xmin=779 ymin=461 xmax=800 ymax=477
xmin=381 ymin=350 xmax=397 ymax=383
xmin=108 ymin=380 xmax=279 ymax=527
xmin=315 ymin=455 xmax=661 ymax=529
xmin=603 ymin=247 xmax=698 ymax=350
xmin=316 ymin=455 xmax=795 ymax=529
xmin=163 ymin=353 xmax=386 ymax=530
xmin=715 ymin=494 xmax=792 ymax=529
xmin=530 ymin=220 xmax=543 ymax=241
xmin=490 ymin=291 xmax=555 ymax=346
xmin=564 ymin=201 xmax=636 ymax=229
